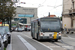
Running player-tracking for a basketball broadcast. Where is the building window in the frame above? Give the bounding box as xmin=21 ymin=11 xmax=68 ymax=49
xmin=14 ymin=18 xmax=27 ymax=24
xmin=20 ymin=18 xmax=27 ymax=24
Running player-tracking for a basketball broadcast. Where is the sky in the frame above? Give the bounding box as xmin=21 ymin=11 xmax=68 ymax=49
xmin=15 ymin=0 xmax=63 ymax=18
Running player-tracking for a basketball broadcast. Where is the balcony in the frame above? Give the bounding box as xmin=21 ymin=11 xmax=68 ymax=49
xmin=69 ymin=9 xmax=72 ymax=16
xmin=69 ymin=9 xmax=72 ymax=13
xmin=69 ymin=9 xmax=75 ymax=16
xmin=72 ymin=9 xmax=75 ymax=13
xmin=72 ymin=9 xmax=75 ymax=15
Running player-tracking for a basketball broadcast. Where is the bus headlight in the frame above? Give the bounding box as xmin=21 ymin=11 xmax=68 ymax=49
xmin=59 ymin=33 xmax=61 ymax=36
xmin=40 ymin=33 xmax=44 ymax=36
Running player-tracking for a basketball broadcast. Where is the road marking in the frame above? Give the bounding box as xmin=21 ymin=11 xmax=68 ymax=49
xmin=22 ymin=34 xmax=53 ymax=50
xmin=62 ymin=37 xmax=75 ymax=40
xmin=22 ymin=33 xmax=74 ymax=50
xmin=17 ymin=35 xmax=36 ymax=50
xmin=49 ymin=46 xmax=74 ymax=49
xmin=68 ymin=36 xmax=75 ymax=39
xmin=49 ymin=46 xmax=60 ymax=48
xmin=62 ymin=46 xmax=74 ymax=49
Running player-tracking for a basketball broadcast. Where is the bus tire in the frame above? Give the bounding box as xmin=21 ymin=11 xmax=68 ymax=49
xmin=32 ymin=33 xmax=35 ymax=39
xmin=32 ymin=37 xmax=35 ymax=39
xmin=55 ymin=39 xmax=58 ymax=42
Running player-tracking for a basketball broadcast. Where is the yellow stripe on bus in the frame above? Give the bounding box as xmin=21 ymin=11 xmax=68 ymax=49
xmin=53 ymin=32 xmax=57 ymax=39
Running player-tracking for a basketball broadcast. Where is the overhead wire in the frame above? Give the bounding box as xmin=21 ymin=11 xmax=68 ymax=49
xmin=37 ymin=0 xmax=68 ymax=16
xmin=38 ymin=0 xmax=47 ymax=8
xmin=54 ymin=0 xmax=57 ymax=8
xmin=39 ymin=6 xmax=62 ymax=16
xmin=42 ymin=0 xmax=47 ymax=4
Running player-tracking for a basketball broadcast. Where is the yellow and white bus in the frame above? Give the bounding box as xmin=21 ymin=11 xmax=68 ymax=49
xmin=31 ymin=17 xmax=62 ymax=41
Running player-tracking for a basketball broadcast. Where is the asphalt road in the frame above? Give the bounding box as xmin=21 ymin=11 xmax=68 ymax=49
xmin=10 ymin=31 xmax=75 ymax=50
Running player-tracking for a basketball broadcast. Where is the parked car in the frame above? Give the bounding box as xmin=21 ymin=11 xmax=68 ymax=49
xmin=11 ymin=26 xmax=16 ymax=31
xmin=17 ymin=27 xmax=23 ymax=32
xmin=22 ymin=27 xmax=25 ymax=31
xmin=15 ymin=27 xmax=18 ymax=31
xmin=27 ymin=26 xmax=31 ymax=31
xmin=3 ymin=26 xmax=11 ymax=44
xmin=0 ymin=27 xmax=9 ymax=49
xmin=0 ymin=28 xmax=4 ymax=50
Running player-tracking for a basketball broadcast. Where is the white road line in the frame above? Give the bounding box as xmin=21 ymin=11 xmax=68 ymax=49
xmin=17 ymin=35 xmax=36 ymax=50
xmin=68 ymin=36 xmax=75 ymax=39
xmin=22 ymin=34 xmax=53 ymax=50
xmin=62 ymin=37 xmax=75 ymax=40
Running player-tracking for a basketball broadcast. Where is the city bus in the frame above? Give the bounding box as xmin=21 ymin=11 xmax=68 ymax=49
xmin=31 ymin=17 xmax=62 ymax=41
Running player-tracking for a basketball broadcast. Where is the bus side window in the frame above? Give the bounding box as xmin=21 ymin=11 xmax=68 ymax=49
xmin=38 ymin=21 xmax=40 ymax=26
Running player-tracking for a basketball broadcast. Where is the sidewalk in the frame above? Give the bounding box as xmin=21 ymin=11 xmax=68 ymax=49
xmin=62 ymin=31 xmax=75 ymax=38
xmin=6 ymin=44 xmax=12 ymax=50
xmin=67 ymin=33 xmax=75 ymax=38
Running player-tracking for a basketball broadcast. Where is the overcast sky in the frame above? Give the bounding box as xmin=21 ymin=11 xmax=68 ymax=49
xmin=15 ymin=0 xmax=63 ymax=18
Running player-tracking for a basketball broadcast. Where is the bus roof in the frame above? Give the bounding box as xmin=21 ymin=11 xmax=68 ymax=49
xmin=31 ymin=17 xmax=60 ymax=22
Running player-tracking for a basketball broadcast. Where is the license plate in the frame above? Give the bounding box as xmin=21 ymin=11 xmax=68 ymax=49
xmin=49 ymin=34 xmax=52 ymax=36
xmin=49 ymin=34 xmax=52 ymax=38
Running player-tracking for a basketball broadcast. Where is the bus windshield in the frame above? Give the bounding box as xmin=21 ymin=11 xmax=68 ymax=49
xmin=41 ymin=18 xmax=61 ymax=32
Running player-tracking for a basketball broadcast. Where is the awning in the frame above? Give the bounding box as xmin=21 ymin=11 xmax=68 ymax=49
xmin=19 ymin=23 xmax=31 ymax=25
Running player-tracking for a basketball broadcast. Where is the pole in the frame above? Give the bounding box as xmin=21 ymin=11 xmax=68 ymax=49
xmin=49 ymin=12 xmax=50 ymax=17
xmin=9 ymin=17 xmax=11 ymax=32
xmin=71 ymin=0 xmax=74 ymax=27
xmin=30 ymin=17 xmax=31 ymax=23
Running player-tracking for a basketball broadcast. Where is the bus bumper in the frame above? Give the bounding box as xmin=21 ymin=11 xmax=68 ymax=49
xmin=39 ymin=36 xmax=53 ymax=40
xmin=39 ymin=36 xmax=61 ymax=40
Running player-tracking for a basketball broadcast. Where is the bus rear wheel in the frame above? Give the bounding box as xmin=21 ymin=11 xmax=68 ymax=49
xmin=37 ymin=34 xmax=40 ymax=41
xmin=32 ymin=33 xmax=35 ymax=39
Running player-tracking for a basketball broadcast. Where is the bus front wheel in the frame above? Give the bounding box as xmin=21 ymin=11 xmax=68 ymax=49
xmin=55 ymin=39 xmax=58 ymax=42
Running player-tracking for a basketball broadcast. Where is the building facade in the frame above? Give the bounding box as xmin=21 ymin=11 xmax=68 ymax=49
xmin=12 ymin=6 xmax=37 ymax=27
xmin=62 ymin=0 xmax=75 ymax=30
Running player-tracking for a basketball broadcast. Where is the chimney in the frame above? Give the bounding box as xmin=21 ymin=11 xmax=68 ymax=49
xmin=48 ymin=12 xmax=50 ymax=17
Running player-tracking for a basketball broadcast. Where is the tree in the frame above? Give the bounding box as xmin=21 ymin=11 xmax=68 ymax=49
xmin=0 ymin=0 xmax=16 ymax=20
xmin=0 ymin=0 xmax=16 ymax=31
xmin=60 ymin=17 xmax=62 ymax=21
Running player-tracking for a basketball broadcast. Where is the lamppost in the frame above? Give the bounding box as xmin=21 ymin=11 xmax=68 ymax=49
xmin=71 ymin=0 xmax=74 ymax=27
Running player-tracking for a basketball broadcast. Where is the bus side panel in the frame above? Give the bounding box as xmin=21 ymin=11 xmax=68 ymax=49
xmin=31 ymin=23 xmax=33 ymax=37
xmin=33 ymin=22 xmax=35 ymax=38
xmin=31 ymin=22 xmax=35 ymax=38
xmin=34 ymin=21 xmax=39 ymax=39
